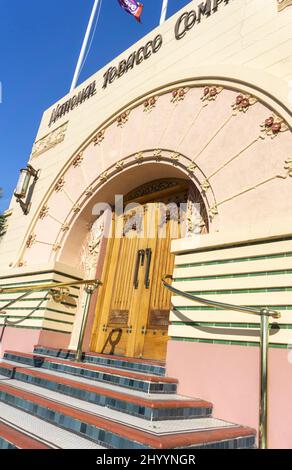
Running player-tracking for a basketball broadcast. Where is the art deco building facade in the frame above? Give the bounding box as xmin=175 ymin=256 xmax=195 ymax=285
xmin=0 ymin=0 xmax=292 ymax=449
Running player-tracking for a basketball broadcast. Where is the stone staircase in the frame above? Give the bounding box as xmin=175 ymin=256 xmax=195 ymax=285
xmin=0 ymin=346 xmax=256 ymax=449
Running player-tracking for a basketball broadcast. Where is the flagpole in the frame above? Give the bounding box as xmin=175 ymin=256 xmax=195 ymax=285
xmin=70 ymin=0 xmax=101 ymax=92
xmin=160 ymin=0 xmax=168 ymax=25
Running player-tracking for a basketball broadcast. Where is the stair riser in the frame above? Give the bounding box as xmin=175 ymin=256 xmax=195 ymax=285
xmin=0 ymin=366 xmax=210 ymax=421
xmin=189 ymin=437 xmax=256 ymax=449
xmin=0 ymin=390 xmax=255 ymax=449
xmin=4 ymin=353 xmax=176 ymax=394
xmin=0 ymin=390 xmax=149 ymax=449
xmin=0 ymin=437 xmax=17 ymax=449
xmin=33 ymin=347 xmax=166 ymax=376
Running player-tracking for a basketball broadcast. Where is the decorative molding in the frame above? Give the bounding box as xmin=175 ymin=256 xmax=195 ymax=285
xmin=39 ymin=204 xmax=49 ymax=220
xmin=209 ymin=205 xmax=218 ymax=221
xmin=188 ymin=162 xmax=197 ymax=173
xmin=52 ymin=243 xmax=61 ymax=252
xmin=171 ymin=87 xmax=189 ymax=104
xmin=201 ymin=180 xmax=211 ymax=194
xmin=115 ymin=160 xmax=125 ymax=171
xmin=143 ymin=96 xmax=157 ymax=113
xmin=170 ymin=152 xmax=180 ymax=165
xmin=93 ymin=130 xmax=105 ymax=146
xmin=99 ymin=172 xmax=108 ymax=183
xmin=85 ymin=186 xmax=94 ymax=196
xmin=231 ymin=94 xmax=257 ymax=115
xmin=284 ymin=157 xmax=292 ymax=177
xmin=277 ymin=0 xmax=292 ymax=12
xmin=135 ymin=152 xmax=144 ymax=164
xmin=72 ymin=204 xmax=81 ymax=214
xmin=124 ymin=178 xmax=186 ymax=202
xmin=201 ymin=86 xmax=223 ymax=106
xmin=81 ymin=214 xmax=105 ymax=278
xmin=117 ymin=111 xmax=130 ymax=128
xmin=61 ymin=223 xmax=70 ymax=232
xmin=72 ymin=152 xmax=83 ymax=168
xmin=26 ymin=234 xmax=36 ymax=249
xmin=154 ymin=149 xmax=162 ymax=161
xmin=31 ymin=122 xmax=68 ymax=158
xmin=54 ymin=177 xmax=65 ymax=192
xmin=260 ymin=114 xmax=289 ymax=139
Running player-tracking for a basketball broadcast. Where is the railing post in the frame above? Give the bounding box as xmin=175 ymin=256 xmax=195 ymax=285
xmin=259 ymin=309 xmax=269 ymax=449
xmin=75 ymin=282 xmax=100 ymax=362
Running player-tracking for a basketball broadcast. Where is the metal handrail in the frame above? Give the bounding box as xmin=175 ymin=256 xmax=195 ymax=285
xmin=162 ymin=275 xmax=281 ymax=449
xmin=0 ymin=278 xmax=102 ymax=361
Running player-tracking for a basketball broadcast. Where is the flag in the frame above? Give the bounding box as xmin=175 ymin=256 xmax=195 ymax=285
xmin=117 ymin=0 xmax=143 ymax=23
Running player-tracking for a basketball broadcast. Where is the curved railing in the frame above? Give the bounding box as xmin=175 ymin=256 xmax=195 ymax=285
xmin=0 ymin=279 xmax=101 ymax=360
xmin=162 ymin=275 xmax=281 ymax=449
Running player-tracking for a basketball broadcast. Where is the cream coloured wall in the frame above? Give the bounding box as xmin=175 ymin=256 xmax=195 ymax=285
xmin=1 ymin=0 xmax=292 ymax=270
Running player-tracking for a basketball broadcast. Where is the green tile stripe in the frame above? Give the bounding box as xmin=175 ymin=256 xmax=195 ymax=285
xmin=174 ymin=269 xmax=292 ymax=282
xmin=0 ymin=324 xmax=71 ymax=335
xmin=174 ymin=305 xmax=292 ymax=311
xmin=0 ymin=307 xmax=75 ymax=317
xmin=170 ymin=337 xmax=289 ymax=349
xmin=0 ymin=270 xmax=82 ymax=282
xmin=171 ymin=321 xmax=288 ymax=329
xmin=187 ymin=287 xmax=292 ymax=295
xmin=0 ymin=316 xmax=74 ymax=326
xmin=175 ymin=252 xmax=292 ymax=269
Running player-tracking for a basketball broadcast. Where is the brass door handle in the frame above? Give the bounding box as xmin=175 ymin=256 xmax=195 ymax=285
xmin=133 ymin=249 xmax=145 ymax=289
xmin=144 ymin=248 xmax=152 ymax=289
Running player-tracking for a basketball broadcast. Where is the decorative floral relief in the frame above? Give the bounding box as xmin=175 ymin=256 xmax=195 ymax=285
xmin=81 ymin=213 xmax=105 ymax=278
xmin=39 ymin=204 xmax=49 ymax=220
xmin=154 ymin=149 xmax=162 ymax=161
xmin=170 ymin=152 xmax=180 ymax=165
xmin=143 ymin=96 xmax=157 ymax=113
xmin=277 ymin=0 xmax=292 ymax=12
xmin=52 ymin=243 xmax=61 ymax=252
xmin=72 ymin=152 xmax=83 ymax=168
xmin=26 ymin=234 xmax=36 ymax=248
xmin=93 ymin=130 xmax=105 ymax=145
xmin=201 ymin=86 xmax=223 ymax=106
xmin=55 ymin=177 xmax=65 ymax=192
xmin=171 ymin=87 xmax=189 ymax=104
xmin=260 ymin=114 xmax=289 ymax=139
xmin=117 ymin=111 xmax=130 ymax=128
xmin=284 ymin=157 xmax=292 ymax=177
xmin=99 ymin=172 xmax=108 ymax=183
xmin=135 ymin=152 xmax=144 ymax=164
xmin=201 ymin=180 xmax=211 ymax=194
xmin=188 ymin=162 xmax=197 ymax=173
xmin=232 ymin=94 xmax=257 ymax=115
xmin=31 ymin=122 xmax=68 ymax=159
xmin=72 ymin=204 xmax=81 ymax=214
xmin=61 ymin=223 xmax=70 ymax=232
xmin=116 ymin=160 xmax=125 ymax=171
xmin=209 ymin=205 xmax=218 ymax=221
xmin=85 ymin=186 xmax=94 ymax=196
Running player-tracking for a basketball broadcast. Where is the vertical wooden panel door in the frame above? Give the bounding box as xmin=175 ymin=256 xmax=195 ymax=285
xmin=91 ymin=180 xmax=189 ymax=361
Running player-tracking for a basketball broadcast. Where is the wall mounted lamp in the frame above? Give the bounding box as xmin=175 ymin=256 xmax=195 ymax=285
xmin=14 ymin=164 xmax=39 ymax=215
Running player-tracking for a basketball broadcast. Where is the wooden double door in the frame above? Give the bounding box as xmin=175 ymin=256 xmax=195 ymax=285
xmin=90 ymin=180 xmax=189 ymax=361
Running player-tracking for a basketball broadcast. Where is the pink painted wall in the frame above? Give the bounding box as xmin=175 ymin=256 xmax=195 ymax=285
xmin=166 ymin=340 xmax=292 ymax=449
xmin=0 ymin=327 xmax=70 ymax=358
xmin=0 ymin=327 xmax=40 ymax=358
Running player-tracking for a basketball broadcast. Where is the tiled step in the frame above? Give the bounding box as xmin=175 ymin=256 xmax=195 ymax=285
xmin=0 ymin=420 xmax=51 ymax=449
xmin=0 ymin=361 xmax=212 ymax=421
xmin=0 ymin=381 xmax=256 ymax=449
xmin=4 ymin=351 xmax=177 ymax=394
xmin=34 ymin=346 xmax=166 ymax=376
xmin=0 ymin=403 xmax=105 ymax=449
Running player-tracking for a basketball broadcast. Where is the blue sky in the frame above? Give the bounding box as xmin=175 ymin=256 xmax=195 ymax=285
xmin=0 ymin=0 xmax=190 ymax=212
